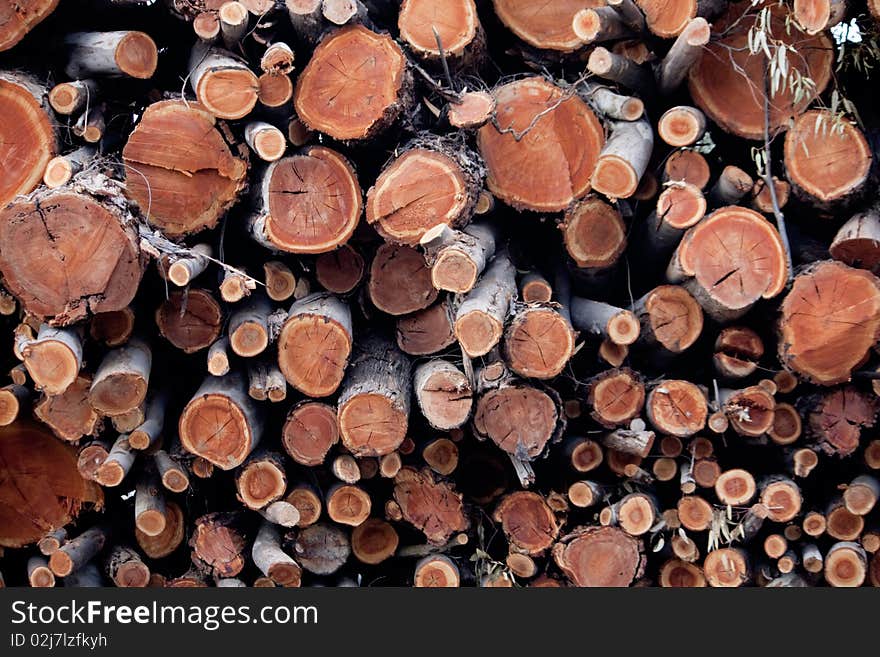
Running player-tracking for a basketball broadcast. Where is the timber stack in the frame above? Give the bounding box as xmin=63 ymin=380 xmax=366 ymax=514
xmin=2 ymin=0 xmax=880 ymax=589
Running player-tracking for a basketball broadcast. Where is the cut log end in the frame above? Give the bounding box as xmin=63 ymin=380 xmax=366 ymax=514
xmin=448 ymin=91 xmax=495 ymax=129
xmin=504 ymin=308 xmax=574 ymax=380
xmin=315 ymin=246 xmax=364 ymax=294
xmin=703 ymin=548 xmax=748 ymax=587
xmin=370 ymin=243 xmax=438 ymax=316
xmin=715 ymin=469 xmax=757 ymax=506
xmin=478 ymin=77 xmax=604 ymax=212
xmin=562 ymin=196 xmax=626 ymax=269
xmin=351 ymin=518 xmax=398 ymax=565
xmin=658 ymin=106 xmax=706 ymax=147
xmin=414 ymin=555 xmax=460 ymax=587
xmin=638 ymin=285 xmax=703 ymax=353
xmin=780 ymin=261 xmax=880 ymax=385
xmin=714 ymin=326 xmax=763 ymax=378
xmin=327 ymin=484 xmax=372 ymax=527
xmin=474 ymin=383 xmax=559 ymax=459
xmin=589 ymin=369 xmax=645 ymax=428
xmin=294 ymin=25 xmax=407 ymax=141
xmin=282 ymin=402 xmax=339 ymax=466
xmin=647 ymin=380 xmax=707 ymax=437
xmin=553 ymin=526 xmax=644 ymax=587
xmin=494 ymin=491 xmax=559 ymax=555
xmin=825 ymin=543 xmax=867 ymax=587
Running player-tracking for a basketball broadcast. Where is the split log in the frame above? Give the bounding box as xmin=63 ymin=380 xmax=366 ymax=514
xmin=721 ymin=385 xmax=776 ymax=437
xmin=155 ymin=288 xmax=224 ymax=354
xmin=422 ymin=222 xmax=498 ymax=294
xmin=454 ymin=251 xmax=516 ymax=357
xmin=282 ymin=401 xmax=339 ymax=466
xmin=337 ymin=334 xmax=411 ymax=457
xmin=122 ymin=100 xmax=248 ymax=236
xmin=714 ymin=327 xmax=763 ymax=379
xmin=632 ymin=285 xmax=703 ymax=354
xmin=369 ymin=243 xmax=438 ymax=316
xmin=656 ymin=17 xmax=711 ymax=95
xmin=570 ymin=297 xmax=640 ymax=346
xmin=414 ymin=360 xmax=472 ymax=430
xmin=667 ymin=206 xmax=788 ymax=321
xmin=316 ymin=246 xmax=364 ymax=294
xmin=561 ymin=196 xmax=626 ymax=270
xmin=89 ymin=338 xmax=151 ymax=416
xmin=236 ymin=451 xmax=287 ymax=510
xmin=830 ymin=207 xmax=880 ymax=273
xmin=65 ymin=31 xmax=158 ymax=79
xmin=477 ymin=77 xmax=604 ymax=212
xmin=351 ymin=518 xmax=398 ymax=565
xmin=20 ymin=325 xmax=83 ymax=395
xmin=294 ymin=24 xmax=410 ymax=141
xmin=136 ymin=500 xmax=185 ymax=559
xmin=250 ymin=147 xmax=362 ymax=253
xmin=179 ymin=373 xmax=263 ymax=469
xmin=393 ymin=467 xmax=468 ymax=544
xmin=49 ymin=526 xmax=108 ymax=577
xmin=396 ymin=300 xmax=456 ymax=356
xmin=0 ymin=176 xmax=143 ymax=325
xmin=503 ymin=304 xmax=575 ymax=380
xmin=291 ymin=522 xmax=349 ymax=575
xmin=779 ymin=261 xmax=880 ymax=385
xmin=105 ymin=546 xmax=150 ymax=588
xmin=253 ymin=522 xmax=301 ymax=586
xmin=191 ymin=512 xmax=248 ymax=577
xmin=95 ymin=435 xmax=136 ymax=487
xmin=473 ymin=365 xmax=564 ymax=460
xmin=784 ymin=110 xmax=871 ymax=208
xmin=687 ymin=3 xmax=833 ymax=139
xmin=553 ymin=526 xmax=645 ymax=587
xmin=0 ymin=0 xmax=58 ymax=51
xmin=647 ymin=380 xmax=707 ymax=437
xmin=588 ymin=368 xmax=645 ymax=428
xmin=189 ymin=43 xmax=259 ymax=119
xmin=277 ymin=292 xmax=351 ymax=397
xmin=590 ymin=119 xmax=653 ymax=200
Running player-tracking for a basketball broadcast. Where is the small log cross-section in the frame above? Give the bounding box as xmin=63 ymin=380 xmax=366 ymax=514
xmin=779 ymin=261 xmax=880 ymax=385
xmin=454 ymin=251 xmax=516 ymax=357
xmin=422 ymin=222 xmax=498 ymax=294
xmin=632 ymin=285 xmax=703 ymax=354
xmin=179 ymin=373 xmax=263 ymax=470
xmin=65 ymin=31 xmax=158 ymax=79
xmin=494 ymin=492 xmax=559 ymax=555
xmin=414 ymin=360 xmax=473 ymax=431
xmin=503 ymin=304 xmax=575 ymax=380
xmin=369 ymin=243 xmax=438 ymax=316
xmin=647 ymin=380 xmax=707 ymax=437
xmin=122 ymin=100 xmax=248 ymax=237
xmin=337 ymin=334 xmax=411 ymax=457
xmin=367 ymin=135 xmax=484 ymax=246
xmin=393 ymin=467 xmax=469 ymax=545
xmin=282 ymin=401 xmax=339 ymax=466
xmin=294 ymin=25 xmax=410 ymax=141
xmin=21 ymin=325 xmax=83 ymax=395
xmin=398 ymin=0 xmax=483 ymax=66
xmin=667 ymin=206 xmax=788 ymax=321
xmin=156 ymin=289 xmax=223 ymax=355
xmin=478 ymin=77 xmax=605 ymax=212
xmin=188 ymin=43 xmax=259 ymax=120
xmin=88 ymin=338 xmax=151 ymax=417
xmin=251 ymin=147 xmax=362 ymax=254
xmin=588 ymin=368 xmax=645 ymax=428
xmin=553 ymin=526 xmax=645 ymax=587
xmin=277 ymin=292 xmax=352 ymax=397
xmin=492 ymin=0 xmax=602 ymax=52
xmin=561 ymin=196 xmax=626 ymax=269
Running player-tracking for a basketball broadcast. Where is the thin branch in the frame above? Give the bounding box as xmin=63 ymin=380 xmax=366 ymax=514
xmin=762 ymin=71 xmax=794 ymax=284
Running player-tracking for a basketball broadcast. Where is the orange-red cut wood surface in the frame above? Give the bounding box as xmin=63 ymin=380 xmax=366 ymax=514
xmin=478 ymin=77 xmax=604 ymax=212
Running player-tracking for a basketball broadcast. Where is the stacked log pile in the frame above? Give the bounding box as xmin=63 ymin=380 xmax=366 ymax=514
xmin=2 ymin=0 xmax=880 ymax=588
